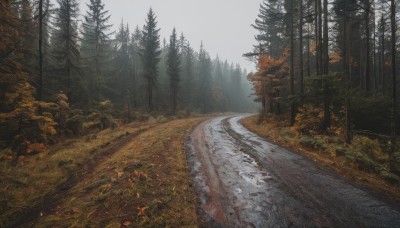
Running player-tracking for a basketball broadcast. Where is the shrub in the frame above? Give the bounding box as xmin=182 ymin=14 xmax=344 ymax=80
xmin=351 ymin=136 xmax=388 ymax=163
xmin=350 ymin=89 xmax=391 ymax=134
xmin=300 ymin=136 xmax=327 ymax=151
xmin=295 ymin=105 xmax=324 ymax=134
xmin=65 ymin=114 xmax=86 ymax=135
xmin=295 ymin=104 xmax=342 ymax=135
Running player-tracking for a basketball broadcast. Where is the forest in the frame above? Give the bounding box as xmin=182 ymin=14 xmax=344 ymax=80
xmin=1 ymin=0 xmax=400 ymax=227
xmin=0 ymin=0 xmax=253 ymax=154
xmin=246 ymin=0 xmax=400 ymax=179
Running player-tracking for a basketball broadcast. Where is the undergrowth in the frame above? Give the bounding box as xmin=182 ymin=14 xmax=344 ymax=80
xmin=0 ymin=115 xmax=190 ymax=227
xmin=242 ymin=115 xmax=400 ymax=202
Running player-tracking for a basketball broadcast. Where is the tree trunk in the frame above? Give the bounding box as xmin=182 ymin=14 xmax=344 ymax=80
xmin=66 ymin=3 xmax=71 ymax=103
xmin=318 ymin=0 xmax=323 ymax=75
xmin=390 ymin=0 xmax=396 ymax=171
xmin=38 ymin=0 xmax=43 ymax=101
xmin=148 ymin=77 xmax=152 ymax=111
xmin=299 ymin=0 xmax=304 ymax=104
xmin=322 ymin=0 xmax=330 ymax=132
xmin=373 ymin=16 xmax=377 ymax=90
xmin=290 ymin=0 xmax=296 ymax=126
xmin=307 ymin=24 xmax=311 ymax=77
xmin=381 ymin=15 xmax=385 ymax=93
xmin=315 ymin=0 xmax=320 ymax=75
xmin=365 ymin=1 xmax=371 ymax=92
xmin=344 ymin=1 xmax=352 ymax=144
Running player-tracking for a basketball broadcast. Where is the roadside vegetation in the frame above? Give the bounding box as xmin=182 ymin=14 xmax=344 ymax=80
xmin=0 ymin=116 xmax=206 ymax=227
xmin=242 ymin=114 xmax=400 ymax=202
xmin=244 ymin=0 xmax=400 ymax=201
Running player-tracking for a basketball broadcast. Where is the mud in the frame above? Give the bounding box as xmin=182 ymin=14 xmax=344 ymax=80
xmin=186 ymin=115 xmax=400 ymax=227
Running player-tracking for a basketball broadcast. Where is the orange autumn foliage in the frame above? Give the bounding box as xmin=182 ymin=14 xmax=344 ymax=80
xmin=247 ymin=50 xmax=289 ymax=113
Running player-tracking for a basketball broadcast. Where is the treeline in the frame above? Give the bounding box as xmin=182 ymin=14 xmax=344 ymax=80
xmin=0 ymin=0 xmax=252 ymax=154
xmin=247 ymin=0 xmax=399 ymax=170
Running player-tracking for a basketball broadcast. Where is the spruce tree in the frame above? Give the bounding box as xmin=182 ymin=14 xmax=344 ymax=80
xmin=140 ymin=8 xmax=161 ymax=111
xmin=251 ymin=0 xmax=286 ymax=58
xmin=111 ymin=21 xmax=130 ymax=108
xmin=128 ymin=26 xmax=143 ymax=109
xmin=182 ymin=42 xmax=194 ymax=110
xmin=34 ymin=0 xmax=52 ymax=100
xmin=50 ymin=0 xmax=81 ymax=105
xmin=81 ymin=0 xmax=113 ymax=103
xmin=167 ymin=28 xmax=181 ymax=115
xmin=197 ymin=43 xmax=212 ymax=113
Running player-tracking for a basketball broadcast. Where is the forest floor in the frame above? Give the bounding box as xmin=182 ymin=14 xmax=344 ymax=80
xmin=0 ymin=116 xmax=208 ymax=227
xmin=241 ymin=115 xmax=400 ymax=203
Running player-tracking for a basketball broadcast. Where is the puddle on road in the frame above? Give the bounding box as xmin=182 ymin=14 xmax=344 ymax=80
xmin=186 ymin=115 xmax=400 ymax=228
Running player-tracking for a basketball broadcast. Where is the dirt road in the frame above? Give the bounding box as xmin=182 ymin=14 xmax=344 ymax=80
xmin=186 ymin=115 xmax=400 ymax=227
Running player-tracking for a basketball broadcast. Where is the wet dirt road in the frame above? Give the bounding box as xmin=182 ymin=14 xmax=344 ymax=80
xmin=185 ymin=115 xmax=400 ymax=227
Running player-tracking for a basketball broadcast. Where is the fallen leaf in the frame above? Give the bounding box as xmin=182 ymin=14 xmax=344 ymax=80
xmin=137 ymin=206 xmax=148 ymax=216
xmin=122 ymin=220 xmax=131 ymax=226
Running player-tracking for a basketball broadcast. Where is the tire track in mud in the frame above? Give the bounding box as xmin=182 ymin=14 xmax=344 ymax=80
xmin=186 ymin=115 xmax=400 ymax=228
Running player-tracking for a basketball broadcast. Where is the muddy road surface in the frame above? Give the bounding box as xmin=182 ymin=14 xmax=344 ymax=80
xmin=186 ymin=115 xmax=400 ymax=227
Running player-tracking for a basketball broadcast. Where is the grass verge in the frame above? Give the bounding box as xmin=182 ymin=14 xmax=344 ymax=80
xmin=0 ymin=116 xmax=199 ymax=227
xmin=31 ymin=117 xmax=206 ymax=227
xmin=241 ymin=115 xmax=400 ymax=203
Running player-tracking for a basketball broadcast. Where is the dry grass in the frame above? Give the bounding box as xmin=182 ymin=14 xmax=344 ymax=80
xmin=241 ymin=115 xmax=400 ymax=203
xmin=0 ymin=117 xmax=176 ymax=227
xmin=33 ymin=117 xmax=206 ymax=227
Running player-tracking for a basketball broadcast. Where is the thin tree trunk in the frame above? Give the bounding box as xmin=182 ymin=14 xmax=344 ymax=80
xmin=318 ymin=0 xmax=323 ymax=75
xmin=290 ymin=0 xmax=296 ymax=126
xmin=148 ymin=77 xmax=152 ymax=111
xmin=307 ymin=24 xmax=311 ymax=77
xmin=315 ymin=0 xmax=320 ymax=75
xmin=38 ymin=0 xmax=43 ymax=101
xmin=322 ymin=0 xmax=330 ymax=131
xmin=381 ymin=15 xmax=386 ymax=93
xmin=299 ymin=0 xmax=304 ymax=104
xmin=365 ymin=1 xmax=371 ymax=92
xmin=372 ymin=1 xmax=377 ymax=91
xmin=66 ymin=4 xmax=71 ymax=103
xmin=390 ymin=0 xmax=396 ymax=171
xmin=344 ymin=1 xmax=352 ymax=144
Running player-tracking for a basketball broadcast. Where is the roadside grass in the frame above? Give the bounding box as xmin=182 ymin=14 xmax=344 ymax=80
xmin=241 ymin=115 xmax=400 ymax=202
xmin=33 ymin=117 xmax=206 ymax=227
xmin=0 ymin=117 xmax=171 ymax=227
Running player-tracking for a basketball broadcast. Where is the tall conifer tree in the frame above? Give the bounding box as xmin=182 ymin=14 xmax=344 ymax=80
xmin=140 ymin=8 xmax=161 ymax=111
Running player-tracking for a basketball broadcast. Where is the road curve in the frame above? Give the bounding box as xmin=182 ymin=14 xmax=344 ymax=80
xmin=185 ymin=115 xmax=400 ymax=227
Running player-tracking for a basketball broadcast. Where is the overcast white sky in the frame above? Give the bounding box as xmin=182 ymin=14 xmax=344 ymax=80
xmin=80 ymin=0 xmax=262 ymax=72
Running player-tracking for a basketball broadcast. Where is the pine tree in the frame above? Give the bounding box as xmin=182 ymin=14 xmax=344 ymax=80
xmin=182 ymin=41 xmax=194 ymax=110
xmin=197 ymin=43 xmax=212 ymax=113
xmin=167 ymin=28 xmax=181 ymax=115
xmin=34 ymin=0 xmax=52 ymax=101
xmin=251 ymin=0 xmax=286 ymax=58
xmin=128 ymin=26 xmax=142 ymax=109
xmin=111 ymin=21 xmax=130 ymax=109
xmin=50 ymin=0 xmax=81 ymax=105
xmin=390 ymin=0 xmax=397 ymax=171
xmin=81 ymin=0 xmax=113 ymax=103
xmin=20 ymin=0 xmax=35 ymax=75
xmin=140 ymin=8 xmax=161 ymax=111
